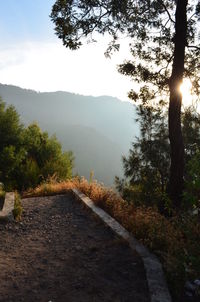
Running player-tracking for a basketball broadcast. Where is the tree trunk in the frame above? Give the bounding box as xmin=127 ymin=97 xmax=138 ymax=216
xmin=168 ymin=0 xmax=188 ymax=208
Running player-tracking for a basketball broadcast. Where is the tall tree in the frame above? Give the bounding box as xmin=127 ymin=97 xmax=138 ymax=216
xmin=116 ymin=103 xmax=200 ymax=212
xmin=51 ymin=0 xmax=200 ymax=207
xmin=115 ymin=100 xmax=170 ymax=209
xmin=168 ymin=0 xmax=187 ymax=207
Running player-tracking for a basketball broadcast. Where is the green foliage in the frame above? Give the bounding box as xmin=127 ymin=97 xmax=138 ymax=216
xmin=182 ymin=108 xmax=200 ymax=210
xmin=51 ymin=1 xmax=200 ymax=97
xmin=0 ymin=99 xmax=74 ymax=190
xmin=0 ymin=99 xmax=25 ymax=189
xmin=116 ymin=103 xmax=200 ymax=213
xmin=13 ymin=192 xmax=23 ymax=221
xmin=182 ymin=107 xmax=200 ymax=163
xmin=116 ymin=101 xmax=170 ymax=211
xmin=183 ymin=151 xmax=200 ymax=210
xmin=0 ymin=100 xmax=23 ymax=151
xmin=19 ymin=123 xmax=74 ymax=189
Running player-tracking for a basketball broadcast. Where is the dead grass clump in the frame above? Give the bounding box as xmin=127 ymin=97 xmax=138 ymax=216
xmin=23 ymin=177 xmax=79 ymax=198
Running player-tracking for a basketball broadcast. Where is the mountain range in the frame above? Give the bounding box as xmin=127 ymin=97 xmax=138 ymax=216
xmin=0 ymin=84 xmax=138 ymax=186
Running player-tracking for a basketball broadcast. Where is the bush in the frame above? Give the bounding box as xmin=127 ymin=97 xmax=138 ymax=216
xmin=13 ymin=192 xmax=23 ymax=221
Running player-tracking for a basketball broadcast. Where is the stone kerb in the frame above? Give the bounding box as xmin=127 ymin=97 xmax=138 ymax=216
xmin=72 ymin=188 xmax=172 ymax=302
xmin=0 ymin=192 xmax=15 ymax=222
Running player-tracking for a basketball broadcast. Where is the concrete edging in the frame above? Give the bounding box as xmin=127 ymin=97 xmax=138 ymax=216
xmin=72 ymin=188 xmax=172 ymax=302
xmin=0 ymin=192 xmax=15 ymax=222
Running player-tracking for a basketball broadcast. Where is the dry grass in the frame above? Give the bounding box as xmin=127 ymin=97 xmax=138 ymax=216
xmin=23 ymin=177 xmax=78 ymax=198
xmin=24 ymin=176 xmax=200 ymax=300
xmin=13 ymin=192 xmax=23 ymax=221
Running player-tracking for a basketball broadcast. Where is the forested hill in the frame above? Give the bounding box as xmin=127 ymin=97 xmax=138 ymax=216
xmin=0 ymin=84 xmax=138 ymax=186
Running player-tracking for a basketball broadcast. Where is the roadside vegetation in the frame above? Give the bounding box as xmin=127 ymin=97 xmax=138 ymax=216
xmin=12 ymin=192 xmax=23 ymax=221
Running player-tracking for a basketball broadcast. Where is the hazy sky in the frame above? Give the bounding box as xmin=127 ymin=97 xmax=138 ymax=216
xmin=0 ymin=0 xmax=133 ymax=101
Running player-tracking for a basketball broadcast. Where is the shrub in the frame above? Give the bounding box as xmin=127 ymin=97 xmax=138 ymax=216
xmin=13 ymin=192 xmax=23 ymax=221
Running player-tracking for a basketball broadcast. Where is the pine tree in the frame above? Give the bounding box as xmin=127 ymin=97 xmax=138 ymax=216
xmin=115 ymin=100 xmax=170 ymax=209
xmin=51 ymin=0 xmax=200 ymax=207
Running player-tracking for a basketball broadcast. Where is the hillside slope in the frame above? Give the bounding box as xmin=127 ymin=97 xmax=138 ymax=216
xmin=0 ymin=84 xmax=138 ymax=186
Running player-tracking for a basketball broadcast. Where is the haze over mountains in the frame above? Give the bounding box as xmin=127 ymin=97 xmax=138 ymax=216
xmin=0 ymin=84 xmax=138 ymax=186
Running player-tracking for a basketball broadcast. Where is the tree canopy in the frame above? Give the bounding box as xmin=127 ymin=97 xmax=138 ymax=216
xmin=0 ymin=99 xmax=74 ymax=190
xmin=115 ymin=100 xmax=170 ymax=210
xmin=51 ymin=0 xmax=200 ymax=89
xmin=51 ymin=0 xmax=200 ymax=208
xmin=116 ymin=101 xmax=200 ymax=212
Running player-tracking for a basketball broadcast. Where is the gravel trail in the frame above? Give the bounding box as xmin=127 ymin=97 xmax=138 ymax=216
xmin=0 ymin=192 xmax=150 ymax=302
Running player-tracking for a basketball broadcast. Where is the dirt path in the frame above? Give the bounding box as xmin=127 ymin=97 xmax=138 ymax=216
xmin=0 ymin=192 xmax=150 ymax=302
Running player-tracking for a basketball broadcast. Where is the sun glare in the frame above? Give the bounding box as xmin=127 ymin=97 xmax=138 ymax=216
xmin=180 ymin=78 xmax=193 ymax=108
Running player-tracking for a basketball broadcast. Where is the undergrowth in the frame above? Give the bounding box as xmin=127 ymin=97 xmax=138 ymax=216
xmin=24 ymin=176 xmax=200 ymax=300
xmin=13 ymin=192 xmax=23 ymax=221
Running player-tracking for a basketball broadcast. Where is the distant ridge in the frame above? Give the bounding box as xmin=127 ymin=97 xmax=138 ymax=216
xmin=0 ymin=83 xmax=138 ymax=186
